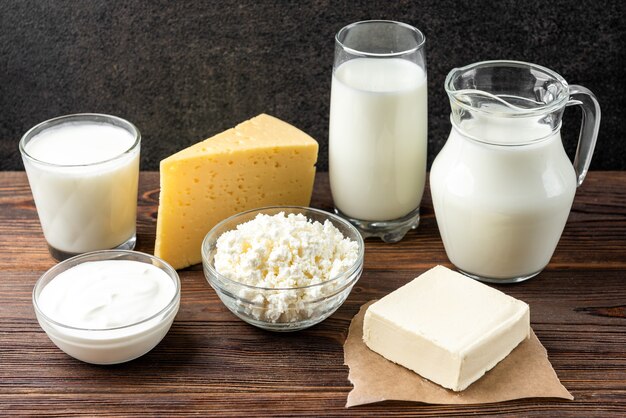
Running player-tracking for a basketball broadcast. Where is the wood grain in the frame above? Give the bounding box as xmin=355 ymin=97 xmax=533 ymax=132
xmin=1 ymin=171 xmax=625 ymax=416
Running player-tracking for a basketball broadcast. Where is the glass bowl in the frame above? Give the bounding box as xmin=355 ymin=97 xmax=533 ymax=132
xmin=201 ymin=206 xmax=365 ymax=332
xmin=32 ymin=250 xmax=180 ymax=365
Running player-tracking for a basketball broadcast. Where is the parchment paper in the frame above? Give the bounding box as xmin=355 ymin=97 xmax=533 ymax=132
xmin=344 ymin=301 xmax=573 ymax=407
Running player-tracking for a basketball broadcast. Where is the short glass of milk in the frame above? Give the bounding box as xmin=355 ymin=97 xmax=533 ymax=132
xmin=329 ymin=20 xmax=427 ymax=243
xmin=19 ymin=114 xmax=141 ymax=260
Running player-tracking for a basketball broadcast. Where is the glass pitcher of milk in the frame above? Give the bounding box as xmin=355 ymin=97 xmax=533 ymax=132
xmin=430 ymin=60 xmax=600 ymax=283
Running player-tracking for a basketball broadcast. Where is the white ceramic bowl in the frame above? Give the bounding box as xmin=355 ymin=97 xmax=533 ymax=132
xmin=202 ymin=206 xmax=365 ymax=332
xmin=32 ymin=250 xmax=180 ymax=365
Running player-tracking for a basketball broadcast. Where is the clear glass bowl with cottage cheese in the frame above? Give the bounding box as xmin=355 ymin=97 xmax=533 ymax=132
xmin=32 ymin=250 xmax=181 ymax=364
xmin=201 ymin=206 xmax=365 ymax=331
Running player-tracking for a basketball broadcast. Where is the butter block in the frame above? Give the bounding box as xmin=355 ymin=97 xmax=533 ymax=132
xmin=155 ymin=114 xmax=318 ymax=269
xmin=363 ymin=265 xmax=530 ymax=391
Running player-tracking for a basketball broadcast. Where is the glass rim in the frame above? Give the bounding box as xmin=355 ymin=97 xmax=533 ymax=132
xmin=19 ymin=113 xmax=141 ymax=168
xmin=335 ymin=20 xmax=426 ymax=58
xmin=444 ymin=60 xmax=570 ymax=116
xmin=202 ymin=206 xmax=365 ymax=292
xmin=32 ymin=250 xmax=181 ymax=333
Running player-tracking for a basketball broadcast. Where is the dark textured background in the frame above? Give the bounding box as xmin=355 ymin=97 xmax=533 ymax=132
xmin=1 ymin=0 xmax=624 ymax=171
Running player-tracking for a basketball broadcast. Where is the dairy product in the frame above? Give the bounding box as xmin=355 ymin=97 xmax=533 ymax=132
xmin=430 ymin=117 xmax=576 ymax=280
xmin=155 ymin=114 xmax=318 ymax=269
xmin=24 ymin=122 xmax=135 ymax=165
xmin=363 ymin=265 xmax=530 ymax=391
xmin=214 ymin=212 xmax=359 ymax=322
xmin=21 ymin=119 xmax=139 ymax=255
xmin=34 ymin=257 xmax=180 ymax=365
xmin=329 ymin=58 xmax=427 ymax=221
xmin=38 ymin=260 xmax=175 ymax=329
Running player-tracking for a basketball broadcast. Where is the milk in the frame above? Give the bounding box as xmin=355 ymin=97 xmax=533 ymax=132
xmin=329 ymin=58 xmax=427 ymax=221
xmin=22 ymin=120 xmax=140 ymax=255
xmin=430 ymin=118 xmax=577 ymax=280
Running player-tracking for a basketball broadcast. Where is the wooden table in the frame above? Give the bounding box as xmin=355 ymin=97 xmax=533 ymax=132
xmin=1 ymin=171 xmax=625 ymax=416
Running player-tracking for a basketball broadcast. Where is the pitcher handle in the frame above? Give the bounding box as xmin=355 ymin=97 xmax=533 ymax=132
xmin=567 ymin=85 xmax=601 ymax=187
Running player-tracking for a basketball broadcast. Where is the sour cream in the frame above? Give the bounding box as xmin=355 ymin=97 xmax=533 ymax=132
xmin=34 ymin=255 xmax=180 ymax=364
xmin=38 ymin=260 xmax=175 ymax=329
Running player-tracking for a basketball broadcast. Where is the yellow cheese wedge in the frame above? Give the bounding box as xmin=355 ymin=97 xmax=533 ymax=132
xmin=154 ymin=114 xmax=318 ymax=269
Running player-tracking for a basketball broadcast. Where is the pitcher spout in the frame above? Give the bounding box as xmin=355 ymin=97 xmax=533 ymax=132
xmin=444 ymin=60 xmax=574 ymax=145
xmin=445 ymin=60 xmax=570 ymax=116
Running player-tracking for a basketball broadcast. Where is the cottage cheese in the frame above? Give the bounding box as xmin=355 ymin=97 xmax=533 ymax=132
xmin=214 ymin=212 xmax=359 ymax=322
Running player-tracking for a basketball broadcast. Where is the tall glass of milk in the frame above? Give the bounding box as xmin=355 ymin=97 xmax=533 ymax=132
xmin=19 ymin=114 xmax=141 ymax=260
xmin=329 ymin=20 xmax=427 ymax=243
xmin=430 ymin=61 xmax=601 ymax=283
